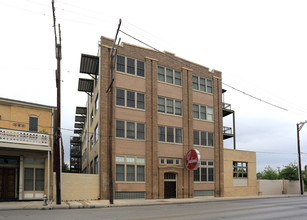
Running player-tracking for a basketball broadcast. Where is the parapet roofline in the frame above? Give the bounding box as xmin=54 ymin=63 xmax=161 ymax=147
xmin=0 ymin=97 xmax=56 ymax=110
xmin=99 ymin=35 xmax=221 ymax=76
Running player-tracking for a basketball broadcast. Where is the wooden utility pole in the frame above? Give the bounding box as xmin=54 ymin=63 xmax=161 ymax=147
xmin=52 ymin=0 xmax=62 ymax=205
xmin=297 ymin=121 xmax=307 ymax=196
xmin=106 ymin=19 xmax=121 ymax=204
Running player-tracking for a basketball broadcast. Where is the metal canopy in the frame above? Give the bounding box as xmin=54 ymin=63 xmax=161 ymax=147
xmin=76 ymin=106 xmax=87 ymax=115
xmin=80 ymin=54 xmax=99 ymax=75
xmin=74 ymin=123 xmax=84 ymax=129
xmin=78 ymin=78 xmax=94 ymax=93
xmin=75 ymin=115 xmax=86 ymax=123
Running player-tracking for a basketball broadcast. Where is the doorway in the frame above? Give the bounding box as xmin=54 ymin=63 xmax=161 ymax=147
xmin=164 ymin=173 xmax=177 ymax=199
xmin=0 ymin=157 xmax=19 ymax=201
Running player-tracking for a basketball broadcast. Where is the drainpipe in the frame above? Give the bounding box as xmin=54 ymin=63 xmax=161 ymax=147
xmin=51 ymin=107 xmax=54 ymax=201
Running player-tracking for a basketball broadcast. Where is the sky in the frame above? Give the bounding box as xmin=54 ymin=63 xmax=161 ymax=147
xmin=1 ymin=0 xmax=307 ymax=172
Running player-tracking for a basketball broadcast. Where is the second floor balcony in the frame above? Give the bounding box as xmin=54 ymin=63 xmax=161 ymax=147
xmin=0 ymin=128 xmax=50 ymax=151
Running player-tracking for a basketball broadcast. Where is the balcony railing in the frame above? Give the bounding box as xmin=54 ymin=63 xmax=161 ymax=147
xmin=223 ymin=102 xmax=231 ymax=110
xmin=223 ymin=126 xmax=233 ymax=135
xmin=0 ymin=128 xmax=49 ymax=146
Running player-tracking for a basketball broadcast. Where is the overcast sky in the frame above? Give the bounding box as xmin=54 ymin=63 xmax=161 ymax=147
xmin=1 ymin=0 xmax=307 ymax=172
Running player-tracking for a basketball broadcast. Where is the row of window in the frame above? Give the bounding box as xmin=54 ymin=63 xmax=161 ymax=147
xmin=159 ymin=158 xmax=181 ymax=165
xmin=158 ymin=126 xmax=182 ymax=144
xmin=116 ymin=88 xmax=145 ymax=110
xmin=193 ymin=130 xmax=214 ymax=147
xmin=116 ymin=120 xmax=145 ymax=140
xmin=194 ymin=161 xmax=214 ymax=182
xmin=193 ymin=104 xmax=214 ymax=121
xmin=158 ymin=97 xmax=182 ymax=116
xmin=117 ymin=55 xmax=145 ymax=77
xmin=116 ymin=156 xmax=145 ymax=182
xmin=158 ymin=66 xmax=182 ymax=86
xmin=192 ymin=75 xmax=213 ymax=94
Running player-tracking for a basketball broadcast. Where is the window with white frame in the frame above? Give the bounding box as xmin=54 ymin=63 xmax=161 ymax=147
xmin=29 ymin=116 xmax=38 ymax=132
xmin=116 ymin=88 xmax=145 ymax=110
xmin=24 ymin=158 xmax=45 ymax=191
xmin=158 ymin=97 xmax=182 ymax=116
xmin=159 ymin=158 xmax=181 ymax=165
xmin=116 ymin=120 xmax=145 ymax=140
xmin=115 ymin=156 xmax=145 ymax=182
xmin=193 ymin=130 xmax=214 ymax=147
xmin=233 ymin=161 xmax=248 ymax=178
xmin=194 ymin=161 xmax=214 ymax=182
xmin=95 ymin=93 xmax=99 ymax=113
xmin=157 ymin=66 xmax=181 ymax=86
xmin=116 ymin=55 xmax=145 ymax=77
xmin=193 ymin=104 xmax=214 ymax=121
xmin=192 ymin=75 xmax=213 ymax=94
xmin=158 ymin=126 xmax=182 ymax=143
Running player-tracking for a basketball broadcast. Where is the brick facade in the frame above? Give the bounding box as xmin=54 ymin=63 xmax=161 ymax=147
xmin=81 ymin=36 xmax=224 ymax=200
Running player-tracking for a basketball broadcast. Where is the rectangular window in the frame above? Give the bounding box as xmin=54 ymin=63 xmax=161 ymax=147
xmin=158 ymin=126 xmax=165 ymax=142
xmin=175 ymin=128 xmax=182 ymax=143
xmin=175 ymin=71 xmax=181 ymax=86
xmin=90 ymin=111 xmax=93 ymax=125
xmin=95 ymin=94 xmax=99 ymax=113
xmin=200 ymin=106 xmax=206 ymax=120
xmin=158 ymin=97 xmax=165 ymax=113
xmin=137 ymin=60 xmax=145 ymax=77
xmin=35 ymin=168 xmax=45 ymax=191
xmin=201 ymin=131 xmax=206 ymax=146
xmin=116 ymin=55 xmax=125 ymax=72
xmin=207 ymin=107 xmax=214 ymax=121
xmin=158 ymin=66 xmax=165 ymax=82
xmin=116 ymin=164 xmax=125 ymax=181
xmin=200 ymin=77 xmax=206 ymax=92
xmin=137 ymin=93 xmax=145 ymax=109
xmin=94 ymin=124 xmax=99 ymax=143
xmin=208 ymin=132 xmax=214 ymax=146
xmin=137 ymin=123 xmax=145 ymax=140
xmin=126 ymin=122 xmax=135 ymax=139
xmin=24 ymin=168 xmax=34 ymax=191
xmin=167 ymin=127 xmax=174 ymax=143
xmin=127 ymin=58 xmax=135 ymax=74
xmin=193 ymin=130 xmax=199 ymax=145
xmin=127 ymin=91 xmax=135 ymax=108
xmin=192 ymin=76 xmax=199 ymax=90
xmin=116 ymin=89 xmax=125 ymax=106
xmin=166 ymin=68 xmax=173 ymax=84
xmin=193 ymin=104 xmax=199 ymax=119
xmin=126 ymin=165 xmax=135 ymax=181
xmin=233 ymin=161 xmax=247 ymax=178
xmin=137 ymin=165 xmax=145 ymax=181
xmin=166 ymin=99 xmax=174 ymax=114
xmin=175 ymin=100 xmax=182 ymax=116
xmin=29 ymin=117 xmax=38 ymax=132
xmin=194 ymin=161 xmax=214 ymax=182
xmin=207 ymin=79 xmax=213 ymax=93
xmin=94 ymin=156 xmax=99 ymax=174
xmin=116 ymin=120 xmax=125 ymax=138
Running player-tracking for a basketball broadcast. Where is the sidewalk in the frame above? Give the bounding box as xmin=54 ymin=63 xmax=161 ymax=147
xmin=0 ymin=194 xmax=304 ymax=211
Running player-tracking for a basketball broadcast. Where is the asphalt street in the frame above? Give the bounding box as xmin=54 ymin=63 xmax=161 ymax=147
xmin=1 ymin=196 xmax=307 ymax=220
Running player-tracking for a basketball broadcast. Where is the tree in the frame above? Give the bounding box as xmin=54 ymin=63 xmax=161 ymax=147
xmin=257 ymin=166 xmax=279 ymax=180
xmin=279 ymin=162 xmax=298 ymax=181
xmin=63 ymin=163 xmax=70 ymax=172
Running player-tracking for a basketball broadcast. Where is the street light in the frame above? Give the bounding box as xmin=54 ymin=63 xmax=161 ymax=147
xmin=297 ymin=120 xmax=307 ymax=195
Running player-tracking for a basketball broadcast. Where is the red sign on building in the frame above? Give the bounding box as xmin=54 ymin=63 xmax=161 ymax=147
xmin=185 ymin=149 xmax=200 ymax=170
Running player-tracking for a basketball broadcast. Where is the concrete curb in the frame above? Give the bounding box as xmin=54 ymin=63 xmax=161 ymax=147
xmin=0 ymin=194 xmax=305 ymax=211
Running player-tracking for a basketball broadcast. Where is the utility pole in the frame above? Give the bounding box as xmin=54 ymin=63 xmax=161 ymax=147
xmin=106 ymin=19 xmax=121 ymax=205
xmin=52 ymin=0 xmax=62 ymax=205
xmin=297 ymin=120 xmax=307 ymax=196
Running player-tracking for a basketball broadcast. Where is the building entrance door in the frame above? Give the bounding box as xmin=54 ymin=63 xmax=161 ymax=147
xmin=0 ymin=168 xmax=16 ymax=201
xmin=164 ymin=173 xmax=176 ymax=199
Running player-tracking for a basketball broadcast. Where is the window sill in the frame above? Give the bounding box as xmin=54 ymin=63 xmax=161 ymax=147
xmin=192 ymin=89 xmax=213 ymax=96
xmin=157 ymin=80 xmax=182 ymax=88
xmin=116 ymin=105 xmax=146 ymax=112
xmin=116 ymin=71 xmax=146 ymax=79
